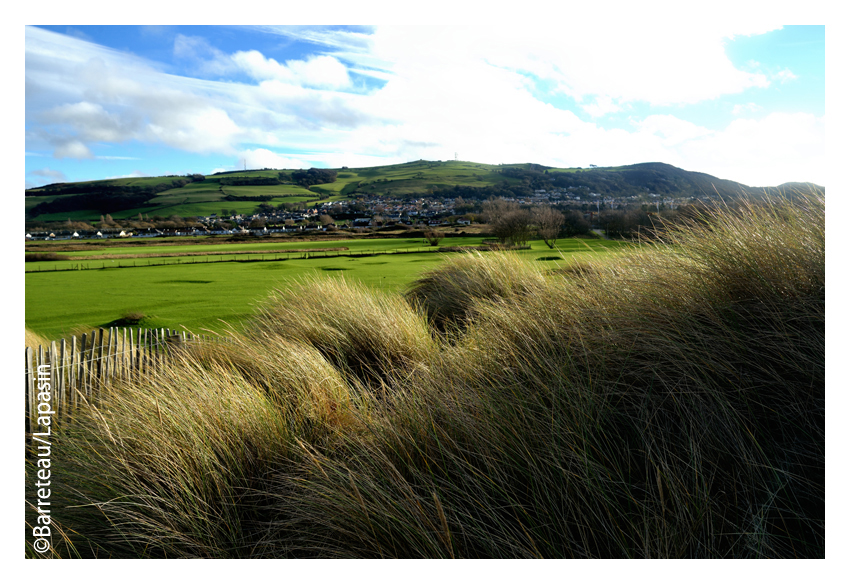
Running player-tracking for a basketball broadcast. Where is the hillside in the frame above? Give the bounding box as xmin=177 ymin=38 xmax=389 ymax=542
xmin=25 ymin=160 xmax=823 ymax=223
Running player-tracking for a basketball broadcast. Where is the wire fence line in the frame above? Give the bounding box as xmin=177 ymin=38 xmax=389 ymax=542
xmin=23 ymin=244 xmax=511 ymax=273
xmin=25 ymin=326 xmax=232 ymax=437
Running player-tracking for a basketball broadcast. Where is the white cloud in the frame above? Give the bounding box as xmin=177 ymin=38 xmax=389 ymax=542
xmin=193 ymin=46 xmax=353 ymax=89
xmin=42 ymin=101 xmax=140 ymax=143
xmin=581 ymin=96 xmax=622 ymax=118
xmin=364 ymin=24 xmax=775 ymax=110
xmin=53 ymin=140 xmax=93 ymax=159
xmin=774 ymin=68 xmax=798 ymax=83
xmin=635 ymin=115 xmax=714 ymax=146
xmin=679 ymin=112 xmax=824 ymax=186
xmin=732 ymin=102 xmax=762 ymax=115
xmin=106 ymin=170 xmax=150 ymax=179
xmin=237 ymin=148 xmax=311 ymax=169
xmin=287 ymin=55 xmax=351 ymax=89
xmin=28 ymin=167 xmax=67 ymax=182
xmin=174 ymin=34 xmax=224 ymax=62
xmin=175 ymin=30 xmax=360 ymax=91
xmin=144 ymin=106 xmax=242 ymax=154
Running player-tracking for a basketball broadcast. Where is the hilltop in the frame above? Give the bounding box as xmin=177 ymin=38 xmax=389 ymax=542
xmin=25 ymin=160 xmax=823 ymax=225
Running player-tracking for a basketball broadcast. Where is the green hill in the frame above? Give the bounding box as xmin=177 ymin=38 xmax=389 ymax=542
xmin=25 ymin=160 xmax=824 ymax=223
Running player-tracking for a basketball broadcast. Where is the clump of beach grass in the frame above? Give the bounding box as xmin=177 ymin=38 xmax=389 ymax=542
xmin=25 ymin=328 xmax=51 ymax=349
xmin=249 ymin=276 xmax=438 ymax=388
xmin=404 ymin=250 xmax=548 ymax=333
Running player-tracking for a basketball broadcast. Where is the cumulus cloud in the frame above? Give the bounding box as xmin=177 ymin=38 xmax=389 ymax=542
xmin=144 ymin=106 xmax=242 ymax=154
xmin=232 ymin=51 xmax=352 ymax=88
xmin=774 ymin=68 xmax=798 ymax=83
xmin=53 ymin=140 xmax=93 ymax=159
xmin=28 ymin=167 xmax=68 ymax=182
xmin=679 ymin=112 xmax=824 ymax=186
xmin=635 ymin=115 xmax=715 ymax=146
xmin=27 ymin=26 xmax=368 ymax=163
xmin=180 ymin=38 xmax=353 ymax=90
xmin=42 ymin=101 xmax=141 ymax=143
xmin=364 ymin=24 xmax=775 ymax=110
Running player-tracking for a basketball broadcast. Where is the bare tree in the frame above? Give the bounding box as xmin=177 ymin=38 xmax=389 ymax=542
xmin=532 ymin=205 xmax=565 ymax=249
xmin=481 ymin=197 xmax=519 ymax=224
xmin=500 ymin=210 xmax=534 ymax=246
xmin=482 ymin=198 xmax=533 ymax=245
xmin=424 ymin=228 xmax=444 ymax=246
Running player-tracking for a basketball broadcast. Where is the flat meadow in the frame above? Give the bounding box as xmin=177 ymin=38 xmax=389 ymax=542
xmin=25 ymin=235 xmax=627 ymax=339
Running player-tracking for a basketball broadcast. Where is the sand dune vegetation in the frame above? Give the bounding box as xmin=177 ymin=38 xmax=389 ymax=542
xmin=26 ymin=192 xmax=824 ymax=558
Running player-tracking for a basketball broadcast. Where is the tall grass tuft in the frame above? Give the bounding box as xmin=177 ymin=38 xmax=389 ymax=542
xmin=25 ymin=328 xmax=50 ymax=348
xmin=404 ymin=251 xmax=548 ymax=333
xmin=249 ymin=276 xmax=438 ymax=388
xmin=30 ymin=193 xmax=824 ymax=558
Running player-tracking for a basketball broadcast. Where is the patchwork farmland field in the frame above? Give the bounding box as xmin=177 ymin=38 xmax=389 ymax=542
xmin=24 ymin=160 xmax=538 ymax=222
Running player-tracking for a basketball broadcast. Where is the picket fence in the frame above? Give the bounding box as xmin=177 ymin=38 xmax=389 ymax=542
xmin=25 ymin=327 xmax=231 ymax=435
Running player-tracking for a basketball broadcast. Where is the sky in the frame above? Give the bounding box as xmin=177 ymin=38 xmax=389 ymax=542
xmin=24 ymin=14 xmax=825 ymax=190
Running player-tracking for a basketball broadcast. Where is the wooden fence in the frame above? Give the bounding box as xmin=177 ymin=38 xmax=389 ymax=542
xmin=25 ymin=327 xmax=231 ymax=435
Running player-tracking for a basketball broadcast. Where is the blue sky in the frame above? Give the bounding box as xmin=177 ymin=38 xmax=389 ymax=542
xmin=24 ymin=17 xmax=825 ymax=188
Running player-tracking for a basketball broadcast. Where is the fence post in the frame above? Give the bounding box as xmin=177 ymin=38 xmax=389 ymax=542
xmin=79 ymin=332 xmax=88 ymax=400
xmin=159 ymin=328 xmax=166 ymax=370
xmin=141 ymin=327 xmax=147 ymax=375
xmin=25 ymin=347 xmax=34 ymax=440
xmin=121 ymin=328 xmax=128 ymax=381
xmin=37 ymin=345 xmax=45 ymax=428
xmin=144 ymin=329 xmax=151 ymax=375
xmin=107 ymin=327 xmax=115 ymax=383
xmin=49 ymin=341 xmax=58 ymax=421
xmin=151 ymin=329 xmax=158 ymax=371
xmin=71 ymin=335 xmax=78 ymax=410
xmin=134 ymin=328 xmax=142 ymax=375
xmin=95 ymin=329 xmax=104 ymax=395
xmin=59 ymin=339 xmax=67 ymax=420
xmin=126 ymin=328 xmax=132 ymax=379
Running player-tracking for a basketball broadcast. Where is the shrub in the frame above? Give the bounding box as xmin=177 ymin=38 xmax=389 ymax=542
xmin=424 ymin=228 xmax=444 ymax=246
xmin=25 ymin=252 xmax=70 ymax=262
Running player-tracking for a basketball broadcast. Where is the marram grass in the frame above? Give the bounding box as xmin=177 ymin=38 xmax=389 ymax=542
xmin=26 ymin=193 xmax=824 ymax=558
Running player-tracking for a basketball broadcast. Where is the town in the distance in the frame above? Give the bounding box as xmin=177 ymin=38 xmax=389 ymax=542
xmin=25 ymin=159 xmax=823 ymax=242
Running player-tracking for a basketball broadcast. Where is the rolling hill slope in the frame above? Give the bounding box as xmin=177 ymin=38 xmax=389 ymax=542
xmin=25 ymin=160 xmax=823 ymax=223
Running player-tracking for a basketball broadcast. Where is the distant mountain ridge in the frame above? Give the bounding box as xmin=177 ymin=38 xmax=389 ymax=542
xmin=24 ymin=160 xmax=823 ymax=223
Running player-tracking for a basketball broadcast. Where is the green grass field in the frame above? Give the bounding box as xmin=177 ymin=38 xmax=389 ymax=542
xmin=25 ymin=237 xmax=627 ymax=340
